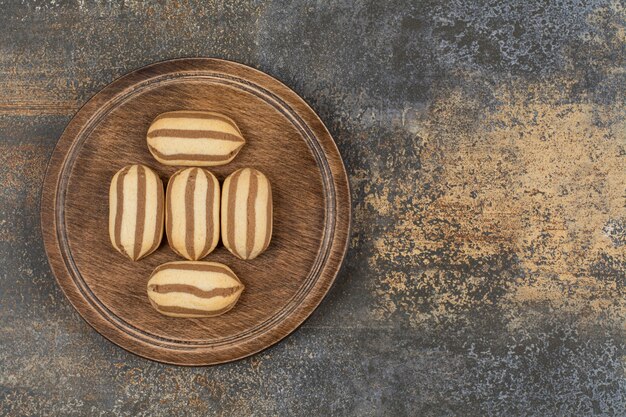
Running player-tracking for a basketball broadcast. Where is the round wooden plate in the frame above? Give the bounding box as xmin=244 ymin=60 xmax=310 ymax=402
xmin=41 ymin=58 xmax=350 ymax=365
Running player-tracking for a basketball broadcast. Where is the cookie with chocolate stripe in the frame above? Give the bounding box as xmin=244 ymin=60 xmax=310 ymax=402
xmin=166 ymin=167 xmax=220 ymax=260
xmin=147 ymin=111 xmax=245 ymax=166
xmin=147 ymin=261 xmax=244 ymax=317
xmin=221 ymin=168 xmax=273 ymax=260
xmin=109 ymin=164 xmax=164 ymax=261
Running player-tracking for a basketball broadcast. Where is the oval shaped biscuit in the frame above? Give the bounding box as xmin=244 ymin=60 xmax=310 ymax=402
xmin=221 ymin=168 xmax=273 ymax=260
xmin=109 ymin=164 xmax=164 ymax=261
xmin=147 ymin=111 xmax=245 ymax=166
xmin=166 ymin=168 xmax=220 ymax=260
xmin=147 ymin=261 xmax=244 ymax=317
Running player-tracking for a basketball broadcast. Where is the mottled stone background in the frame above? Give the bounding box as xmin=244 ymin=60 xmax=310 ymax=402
xmin=1 ymin=1 xmax=624 ymax=416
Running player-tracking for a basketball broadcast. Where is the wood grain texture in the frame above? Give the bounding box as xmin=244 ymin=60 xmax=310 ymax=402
xmin=40 ymin=58 xmax=351 ymax=365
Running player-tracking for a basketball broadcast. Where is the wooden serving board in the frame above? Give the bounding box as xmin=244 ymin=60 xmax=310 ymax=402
xmin=40 ymin=58 xmax=351 ymax=365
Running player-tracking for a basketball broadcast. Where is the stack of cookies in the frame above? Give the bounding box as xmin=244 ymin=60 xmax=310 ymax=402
xmin=108 ymin=111 xmax=272 ymax=317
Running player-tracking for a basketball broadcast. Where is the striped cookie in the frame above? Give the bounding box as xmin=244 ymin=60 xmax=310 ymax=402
xmin=166 ymin=168 xmax=220 ymax=260
xmin=147 ymin=111 xmax=245 ymax=166
xmin=109 ymin=164 xmax=164 ymax=261
xmin=147 ymin=261 xmax=244 ymax=318
xmin=221 ymin=168 xmax=273 ymax=260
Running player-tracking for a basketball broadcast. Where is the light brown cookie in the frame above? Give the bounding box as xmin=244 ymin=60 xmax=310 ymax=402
xmin=221 ymin=168 xmax=273 ymax=260
xmin=147 ymin=261 xmax=244 ymax=318
xmin=166 ymin=167 xmax=220 ymax=260
xmin=147 ymin=111 xmax=245 ymax=166
xmin=109 ymin=164 xmax=164 ymax=261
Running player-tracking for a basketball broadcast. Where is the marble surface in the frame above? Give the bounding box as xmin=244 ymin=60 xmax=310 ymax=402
xmin=0 ymin=1 xmax=624 ymax=415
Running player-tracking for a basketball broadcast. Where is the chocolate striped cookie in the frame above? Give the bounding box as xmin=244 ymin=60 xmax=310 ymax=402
xmin=147 ymin=111 xmax=245 ymax=166
xmin=166 ymin=168 xmax=220 ymax=260
xmin=109 ymin=164 xmax=164 ymax=261
xmin=221 ymin=168 xmax=273 ymax=260
xmin=147 ymin=261 xmax=244 ymax=317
